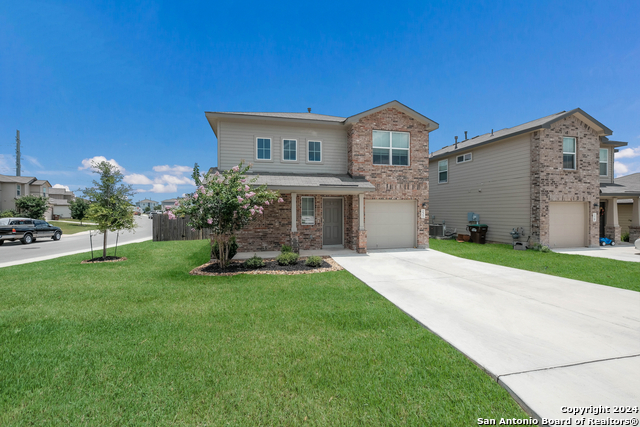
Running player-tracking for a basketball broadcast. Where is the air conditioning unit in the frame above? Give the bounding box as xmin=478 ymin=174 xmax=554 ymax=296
xmin=429 ymin=224 xmax=444 ymax=237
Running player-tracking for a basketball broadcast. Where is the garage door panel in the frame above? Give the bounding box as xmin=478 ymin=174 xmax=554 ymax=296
xmin=366 ymin=200 xmax=416 ymax=249
xmin=549 ymin=202 xmax=586 ymax=248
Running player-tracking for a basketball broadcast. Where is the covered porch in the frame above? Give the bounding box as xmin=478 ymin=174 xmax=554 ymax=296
xmin=600 ymin=180 xmax=640 ymax=243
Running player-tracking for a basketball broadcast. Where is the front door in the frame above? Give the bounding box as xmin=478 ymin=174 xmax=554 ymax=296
xmin=599 ymin=201 xmax=606 ymax=238
xmin=323 ymin=198 xmax=343 ymax=246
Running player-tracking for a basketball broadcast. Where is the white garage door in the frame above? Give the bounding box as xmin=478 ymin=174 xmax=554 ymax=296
xmin=549 ymin=202 xmax=586 ymax=248
xmin=366 ymin=200 xmax=416 ymax=249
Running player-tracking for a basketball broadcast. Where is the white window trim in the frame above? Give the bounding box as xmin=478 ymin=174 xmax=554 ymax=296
xmin=372 ymin=130 xmax=411 ymax=166
xmin=255 ymin=136 xmax=273 ymax=162
xmin=456 ymin=152 xmax=472 ymax=164
xmin=438 ymin=159 xmax=448 ymax=184
xmin=563 ymin=137 xmax=577 ymax=170
xmin=17 ymin=184 xmax=21 ymax=196
xmin=301 ymin=196 xmax=315 ymax=225
xmin=306 ymin=140 xmax=323 ymax=164
xmin=281 ymin=138 xmax=298 ymax=163
xmin=599 ymin=148 xmax=609 ymax=177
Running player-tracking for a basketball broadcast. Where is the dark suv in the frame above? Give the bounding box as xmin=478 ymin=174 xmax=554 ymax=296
xmin=0 ymin=218 xmax=63 ymax=245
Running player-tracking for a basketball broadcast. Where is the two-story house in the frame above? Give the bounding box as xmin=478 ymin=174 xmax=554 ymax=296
xmin=205 ymin=101 xmax=438 ymax=253
xmin=428 ymin=109 xmax=636 ymax=248
xmin=47 ymin=187 xmax=76 ymax=219
xmin=136 ymin=199 xmax=159 ymax=210
xmin=0 ymin=174 xmax=52 ymax=217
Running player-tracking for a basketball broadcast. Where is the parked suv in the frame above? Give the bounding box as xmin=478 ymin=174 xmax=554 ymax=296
xmin=0 ymin=218 xmax=63 ymax=245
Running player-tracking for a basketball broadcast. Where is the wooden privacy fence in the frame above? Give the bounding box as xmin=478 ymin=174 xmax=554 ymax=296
xmin=152 ymin=214 xmax=212 ymax=241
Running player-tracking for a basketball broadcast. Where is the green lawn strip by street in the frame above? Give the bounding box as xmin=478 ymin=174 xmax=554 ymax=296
xmin=430 ymin=239 xmax=639 ymax=293
xmin=0 ymin=240 xmax=526 ymax=426
xmin=49 ymin=220 xmax=99 ymax=235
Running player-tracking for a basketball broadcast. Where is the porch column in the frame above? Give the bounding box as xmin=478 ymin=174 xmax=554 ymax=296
xmin=356 ymin=193 xmax=367 ymax=254
xmin=605 ymin=197 xmax=621 ymax=243
xmin=630 ymin=197 xmax=640 ymax=242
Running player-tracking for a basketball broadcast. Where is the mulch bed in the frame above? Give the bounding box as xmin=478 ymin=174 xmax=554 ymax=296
xmin=190 ymin=256 xmax=343 ymax=276
xmin=81 ymin=256 xmax=128 ymax=264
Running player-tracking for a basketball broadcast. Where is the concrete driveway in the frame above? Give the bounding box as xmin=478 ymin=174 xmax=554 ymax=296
xmin=332 ymin=249 xmax=640 ymax=424
xmin=554 ymin=242 xmax=640 ymax=262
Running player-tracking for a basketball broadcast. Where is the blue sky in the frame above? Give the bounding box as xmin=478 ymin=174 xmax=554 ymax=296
xmin=1 ymin=0 xmax=639 ymax=201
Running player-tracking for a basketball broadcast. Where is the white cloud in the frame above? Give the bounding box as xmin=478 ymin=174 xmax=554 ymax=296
xmin=52 ymin=184 xmax=70 ymax=191
xmin=149 ymin=183 xmax=177 ymax=193
xmin=152 ymin=165 xmax=192 ymax=174
xmin=25 ymin=155 xmax=43 ymax=168
xmin=124 ymin=173 xmax=154 ymax=185
xmin=155 ymin=174 xmax=194 ymax=185
xmin=78 ymin=156 xmax=125 ymax=173
xmin=615 ymin=147 xmax=640 ymax=159
xmin=615 ymin=162 xmax=629 ymax=175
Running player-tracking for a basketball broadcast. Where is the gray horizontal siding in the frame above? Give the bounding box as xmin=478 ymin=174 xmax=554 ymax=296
xmin=219 ymin=120 xmax=348 ymax=174
xmin=429 ymin=134 xmax=532 ymax=244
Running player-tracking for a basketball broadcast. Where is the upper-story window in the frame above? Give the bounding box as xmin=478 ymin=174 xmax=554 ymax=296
xmin=17 ymin=184 xmax=21 ymax=196
xmin=308 ymin=141 xmax=322 ymax=162
xmin=256 ymin=137 xmax=272 ymax=160
xmin=456 ymin=153 xmax=472 ymax=164
xmin=438 ymin=160 xmax=448 ymax=183
xmin=282 ymin=139 xmax=297 ymax=162
xmin=563 ymin=137 xmax=576 ymax=170
xmin=599 ymin=148 xmax=608 ymax=176
xmin=372 ymin=130 xmax=410 ymax=166
xmin=43 ymin=187 xmax=47 ymax=196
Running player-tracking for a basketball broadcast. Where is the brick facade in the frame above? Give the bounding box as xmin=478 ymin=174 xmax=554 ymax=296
xmin=530 ymin=116 xmax=600 ymax=247
xmin=348 ymin=107 xmax=430 ymax=249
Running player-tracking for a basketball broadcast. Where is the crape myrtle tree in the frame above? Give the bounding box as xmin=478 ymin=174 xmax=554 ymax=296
xmin=170 ymin=162 xmax=283 ymax=269
xmin=81 ymin=161 xmax=136 ymax=259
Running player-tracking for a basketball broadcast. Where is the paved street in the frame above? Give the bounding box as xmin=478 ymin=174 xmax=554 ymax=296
xmin=0 ymin=216 xmax=153 ymax=268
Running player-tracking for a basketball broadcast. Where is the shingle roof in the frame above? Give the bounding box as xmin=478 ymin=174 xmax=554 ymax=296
xmin=244 ymin=173 xmax=375 ymax=194
xmin=208 ymin=111 xmax=346 ymax=122
xmin=0 ymin=174 xmax=37 ymax=184
xmin=600 ymin=173 xmax=640 ymax=197
xmin=430 ymin=108 xmax=615 ymax=160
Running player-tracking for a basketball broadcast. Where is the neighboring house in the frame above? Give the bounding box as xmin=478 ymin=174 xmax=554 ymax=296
xmin=47 ymin=187 xmax=76 ymax=219
xmin=136 ymin=199 xmax=158 ymax=210
xmin=161 ymin=199 xmax=179 ymax=211
xmin=603 ymin=172 xmax=640 ymax=242
xmin=429 ymin=109 xmax=635 ymax=248
xmin=0 ymin=174 xmax=52 ymax=218
xmin=205 ymin=100 xmax=438 ymax=253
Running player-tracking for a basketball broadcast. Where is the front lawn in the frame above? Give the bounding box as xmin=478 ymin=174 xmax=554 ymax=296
xmin=49 ymin=220 xmax=99 ymax=235
xmin=0 ymin=240 xmax=526 ymax=426
xmin=430 ymin=239 xmax=639 ymax=293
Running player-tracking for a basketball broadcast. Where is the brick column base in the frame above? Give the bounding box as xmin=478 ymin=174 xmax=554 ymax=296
xmin=628 ymin=226 xmax=640 ymax=243
xmin=604 ymin=225 xmax=621 ymax=244
xmin=356 ymin=230 xmax=367 ymax=254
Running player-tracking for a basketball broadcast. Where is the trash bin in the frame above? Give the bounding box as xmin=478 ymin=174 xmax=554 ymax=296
xmin=468 ymin=224 xmax=488 ymax=244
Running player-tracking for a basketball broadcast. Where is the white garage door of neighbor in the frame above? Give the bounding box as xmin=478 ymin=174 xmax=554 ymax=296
xmin=366 ymin=200 xmax=416 ymax=249
xmin=549 ymin=202 xmax=586 ymax=248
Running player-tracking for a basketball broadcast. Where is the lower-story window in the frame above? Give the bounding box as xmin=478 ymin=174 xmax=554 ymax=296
xmin=301 ymin=197 xmax=315 ymax=225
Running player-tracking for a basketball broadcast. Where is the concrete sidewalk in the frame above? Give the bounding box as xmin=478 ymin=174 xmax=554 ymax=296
xmin=332 ymin=249 xmax=640 ymax=424
xmin=554 ymin=243 xmax=640 ymax=262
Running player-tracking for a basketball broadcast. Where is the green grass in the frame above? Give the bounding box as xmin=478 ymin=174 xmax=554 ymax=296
xmin=49 ymin=220 xmax=99 ymax=235
xmin=0 ymin=240 xmax=526 ymax=426
xmin=430 ymin=239 xmax=639 ymax=293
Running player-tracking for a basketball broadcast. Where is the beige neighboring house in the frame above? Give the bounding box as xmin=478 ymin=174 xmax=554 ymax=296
xmin=604 ymin=172 xmax=640 ymax=240
xmin=47 ymin=187 xmax=76 ymax=219
xmin=0 ymin=174 xmax=52 ymax=218
xmin=429 ymin=109 xmax=635 ymax=248
xmin=161 ymin=198 xmax=179 ymax=211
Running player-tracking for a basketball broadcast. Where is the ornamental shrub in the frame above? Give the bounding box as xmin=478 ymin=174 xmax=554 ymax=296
xmin=212 ymin=235 xmax=238 ymax=261
xmin=280 ymin=244 xmax=293 ymax=253
xmin=276 ymin=252 xmax=299 ymax=266
xmin=305 ymin=255 xmax=323 ymax=268
xmin=170 ymin=162 xmax=283 ymax=269
xmin=244 ymin=255 xmax=265 ymax=269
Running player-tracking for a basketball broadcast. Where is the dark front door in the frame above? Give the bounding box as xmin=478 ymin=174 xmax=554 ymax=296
xmin=323 ymin=198 xmax=343 ymax=246
xmin=599 ymin=201 xmax=606 ymax=238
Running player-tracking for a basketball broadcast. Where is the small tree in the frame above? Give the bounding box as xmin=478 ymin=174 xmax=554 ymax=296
xmin=171 ymin=162 xmax=283 ymax=269
xmin=69 ymin=198 xmax=90 ymax=225
xmin=154 ymin=204 xmax=162 ymax=211
xmin=15 ymin=195 xmax=49 ymax=219
xmin=144 ymin=206 xmax=150 ymax=213
xmin=81 ymin=161 xmax=136 ymax=259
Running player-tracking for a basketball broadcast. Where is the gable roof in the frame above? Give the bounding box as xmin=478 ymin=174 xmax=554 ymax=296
xmin=601 ymin=172 xmax=640 ymax=197
xmin=430 ymin=108 xmax=616 ymax=161
xmin=205 ymin=101 xmax=438 ymax=137
xmin=0 ymin=174 xmax=38 ymax=184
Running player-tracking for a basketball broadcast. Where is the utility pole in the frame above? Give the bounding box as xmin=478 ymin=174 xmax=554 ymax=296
xmin=16 ymin=130 xmax=21 ymax=176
